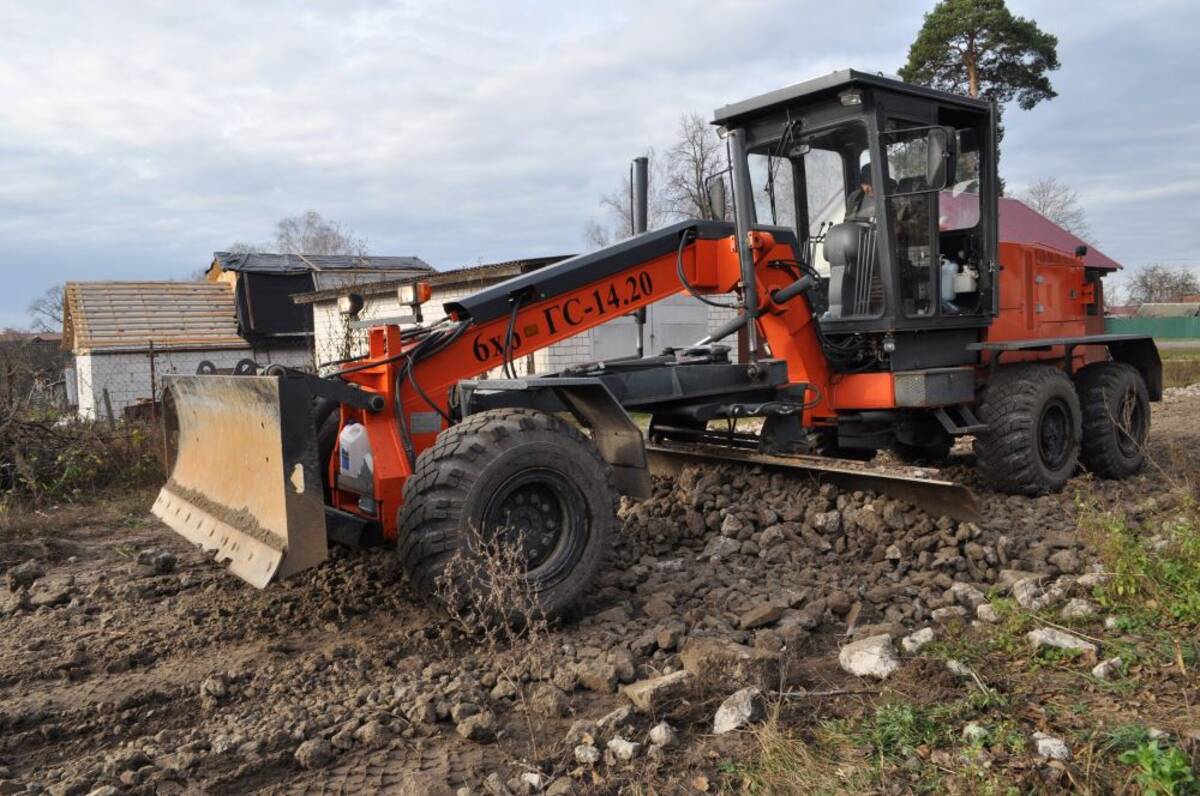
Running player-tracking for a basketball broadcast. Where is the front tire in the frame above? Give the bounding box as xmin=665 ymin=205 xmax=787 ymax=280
xmin=974 ymin=365 xmax=1081 ymax=495
xmin=1075 ymin=361 xmax=1149 ymax=479
xmin=397 ymin=409 xmax=615 ymax=620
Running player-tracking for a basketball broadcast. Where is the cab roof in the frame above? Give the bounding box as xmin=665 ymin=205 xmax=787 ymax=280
xmin=711 ymin=68 xmax=992 ymax=126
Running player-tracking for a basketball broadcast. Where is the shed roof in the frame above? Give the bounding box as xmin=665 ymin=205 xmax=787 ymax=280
xmin=210 ymin=252 xmax=433 ymax=276
xmin=999 ymin=199 xmax=1120 ymax=270
xmin=63 ymin=281 xmax=249 ymax=354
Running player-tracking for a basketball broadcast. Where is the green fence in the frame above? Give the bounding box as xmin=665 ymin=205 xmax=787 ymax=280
xmin=1106 ymin=317 xmax=1200 ymax=339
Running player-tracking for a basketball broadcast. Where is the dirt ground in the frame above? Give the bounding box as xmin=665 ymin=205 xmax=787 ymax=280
xmin=2 ymin=390 xmax=1199 ymax=795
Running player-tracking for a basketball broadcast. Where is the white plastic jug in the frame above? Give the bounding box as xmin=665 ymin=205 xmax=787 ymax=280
xmin=338 ymin=422 xmax=373 ymax=481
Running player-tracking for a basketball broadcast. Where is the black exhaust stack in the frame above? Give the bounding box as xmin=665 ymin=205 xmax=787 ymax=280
xmin=631 ymin=156 xmax=649 ymax=356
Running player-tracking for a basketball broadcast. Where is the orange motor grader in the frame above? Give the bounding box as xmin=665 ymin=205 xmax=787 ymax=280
xmin=154 ymin=70 xmax=1159 ymax=615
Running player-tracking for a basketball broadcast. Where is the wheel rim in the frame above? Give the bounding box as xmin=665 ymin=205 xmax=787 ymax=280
xmin=482 ymin=468 xmax=588 ymax=582
xmin=1115 ymin=387 xmax=1147 ymax=456
xmin=1038 ymin=399 xmax=1073 ymax=470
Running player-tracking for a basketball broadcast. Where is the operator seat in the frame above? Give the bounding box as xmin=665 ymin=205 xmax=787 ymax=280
xmin=824 ymin=220 xmax=876 ymax=318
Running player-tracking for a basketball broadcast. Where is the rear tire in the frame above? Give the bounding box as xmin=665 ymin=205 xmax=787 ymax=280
xmin=397 ymin=409 xmax=615 ymax=620
xmin=1075 ymin=361 xmax=1149 ymax=478
xmin=974 ymin=364 xmax=1081 ymax=495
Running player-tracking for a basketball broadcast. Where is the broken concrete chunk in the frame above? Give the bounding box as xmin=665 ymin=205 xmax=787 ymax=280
xmin=679 ymin=637 xmax=779 ymax=689
xmin=1027 ymin=627 xmax=1097 ymax=662
xmin=900 ymin=627 xmax=935 ymax=654
xmin=1032 ymin=731 xmax=1071 ymax=760
xmin=838 ymin=634 xmax=899 ymax=680
xmin=713 ymin=687 xmax=765 ymax=735
xmin=620 ymin=670 xmax=692 ymax=713
xmin=1091 ymin=657 xmax=1124 ymax=681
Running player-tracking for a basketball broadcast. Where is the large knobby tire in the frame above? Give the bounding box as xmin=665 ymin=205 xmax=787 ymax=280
xmin=974 ymin=364 xmax=1082 ymax=495
xmin=1075 ymin=361 xmax=1150 ymax=479
xmin=397 ymin=409 xmax=615 ymax=620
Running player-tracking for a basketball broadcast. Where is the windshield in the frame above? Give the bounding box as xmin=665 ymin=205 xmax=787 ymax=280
xmin=747 ymin=122 xmax=870 ymax=275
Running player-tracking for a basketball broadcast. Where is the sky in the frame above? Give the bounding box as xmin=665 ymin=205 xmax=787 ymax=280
xmin=2 ymin=0 xmax=1198 ymax=328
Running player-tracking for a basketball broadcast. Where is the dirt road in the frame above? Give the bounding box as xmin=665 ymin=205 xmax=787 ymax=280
xmin=2 ymin=389 xmax=1199 ymax=794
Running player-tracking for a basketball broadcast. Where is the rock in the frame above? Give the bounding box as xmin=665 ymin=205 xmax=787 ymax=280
xmin=1027 ymin=628 xmax=1097 ymax=663
xmin=564 ymin=719 xmax=596 ymax=745
xmin=1032 ymin=732 xmax=1070 ymax=760
xmin=1059 ymin=598 xmax=1098 ymax=620
xmin=528 ymin=684 xmax=570 ymax=718
xmin=456 ymin=711 xmax=497 ymax=743
xmin=642 ymin=596 xmax=674 ymax=619
xmin=838 ymin=634 xmax=899 ymax=680
xmin=152 ymin=552 xmax=177 ymax=575
xmin=406 ymin=695 xmax=437 ymax=724
xmin=900 ymin=627 xmax=935 ymax=654
xmin=545 ymin=778 xmax=575 ymax=796
xmin=945 ymin=659 xmax=972 ymax=678
xmin=574 ymin=660 xmax=619 ymax=693
xmin=1076 ymin=572 xmax=1112 ymax=590
xmin=519 ymin=772 xmax=545 ymax=793
xmin=962 ymin=722 xmax=988 ymax=743
xmin=976 ymin=603 xmax=1000 ymax=623
xmin=701 ymin=536 xmax=740 ymax=560
xmin=596 ymin=705 xmax=633 ymax=731
xmin=1048 ymin=549 xmax=1082 ymax=574
xmin=331 ymin=729 xmax=356 ymax=750
xmin=609 ymin=648 xmax=637 ymax=683
xmin=1010 ymin=578 xmax=1043 ymax=609
xmin=490 ymin=680 xmax=518 ymax=700
xmin=6 ymin=559 xmax=44 ymax=591
xmin=949 ymin=582 xmax=987 ymax=609
xmin=679 ymin=637 xmax=779 ymax=689
xmin=85 ymin=788 xmax=118 ymax=796
xmin=656 ymin=620 xmax=687 ymax=651
xmin=595 ymin=606 xmax=630 ymax=624
xmin=574 ymin=744 xmax=600 ymax=766
xmin=606 ymin=735 xmax=641 ymax=762
xmin=0 ymin=591 xmax=30 ymax=616
xmin=451 ymin=701 xmax=481 ymax=722
xmin=647 ymin=721 xmax=676 ymax=748
xmin=29 ymin=587 xmax=71 ymax=608
xmin=353 ymin=720 xmax=389 ymax=748
xmin=713 ymin=687 xmax=764 ymax=734
xmin=931 ymin=606 xmax=967 ymax=623
xmin=1091 ymin=657 xmax=1124 ymax=681
xmin=739 ymin=602 xmax=783 ymax=630
xmin=998 ymin=569 xmax=1041 ymax=591
xmin=813 ymin=511 xmax=841 ymax=534
xmin=885 ymin=544 xmax=902 ymax=561
xmin=199 ymin=675 xmax=228 ymax=700
xmin=294 ymin=738 xmax=334 ymax=769
xmin=621 ymin=671 xmax=692 ymax=713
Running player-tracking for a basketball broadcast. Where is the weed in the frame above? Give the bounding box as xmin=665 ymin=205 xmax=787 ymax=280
xmin=1119 ymin=740 xmax=1197 ymax=795
xmin=857 ymin=702 xmax=940 ymax=759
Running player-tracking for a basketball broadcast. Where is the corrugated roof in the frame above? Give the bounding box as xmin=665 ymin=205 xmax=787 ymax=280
xmin=292 ymin=256 xmax=571 ymax=305
xmin=999 ymin=199 xmax=1120 ymax=271
xmin=1134 ymin=303 xmax=1200 ymax=318
xmin=211 ymin=252 xmax=433 ymax=275
xmin=63 ymin=282 xmax=249 ymax=353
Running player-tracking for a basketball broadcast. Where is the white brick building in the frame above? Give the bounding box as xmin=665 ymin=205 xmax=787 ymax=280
xmin=63 ymin=281 xmax=310 ymax=420
xmin=296 ymin=256 xmax=740 ymax=379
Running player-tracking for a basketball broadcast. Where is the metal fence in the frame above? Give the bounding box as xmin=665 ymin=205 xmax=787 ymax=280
xmin=1106 ymin=317 xmax=1200 ymax=339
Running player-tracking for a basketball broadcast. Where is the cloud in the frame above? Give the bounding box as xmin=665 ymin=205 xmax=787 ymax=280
xmin=0 ymin=0 xmax=1197 ymax=329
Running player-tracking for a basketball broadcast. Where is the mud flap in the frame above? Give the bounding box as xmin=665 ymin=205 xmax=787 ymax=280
xmin=152 ymin=375 xmax=328 ymax=588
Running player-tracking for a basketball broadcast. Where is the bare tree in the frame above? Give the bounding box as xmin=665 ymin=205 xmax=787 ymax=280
xmin=583 ymin=112 xmax=730 ymax=250
xmin=662 ymin=112 xmax=730 ymax=223
xmin=1126 ymin=264 xmax=1200 ymax=305
xmin=27 ymin=286 xmax=64 ymax=333
xmin=273 ymin=210 xmax=368 ymax=256
xmin=1018 ymin=177 xmax=1093 ymax=242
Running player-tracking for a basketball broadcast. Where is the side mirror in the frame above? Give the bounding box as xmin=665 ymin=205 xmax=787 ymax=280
xmin=926 ymin=127 xmax=957 ymax=190
xmin=707 ymin=175 xmax=727 ymax=221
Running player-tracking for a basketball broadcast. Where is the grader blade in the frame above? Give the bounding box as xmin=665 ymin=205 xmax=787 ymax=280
xmin=152 ymin=375 xmax=328 ymax=588
xmin=645 ymin=443 xmax=982 ymax=525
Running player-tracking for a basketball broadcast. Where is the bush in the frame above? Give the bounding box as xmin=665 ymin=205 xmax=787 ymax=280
xmin=0 ymin=415 xmax=164 ymax=508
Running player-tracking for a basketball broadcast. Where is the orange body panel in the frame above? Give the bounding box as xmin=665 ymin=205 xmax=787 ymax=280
xmin=333 ymin=234 xmax=831 ymax=538
xmin=986 ymin=242 xmax=1107 ymax=370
